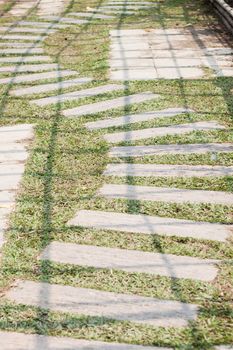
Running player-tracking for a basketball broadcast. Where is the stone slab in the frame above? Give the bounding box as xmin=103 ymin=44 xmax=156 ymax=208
xmin=63 ymin=92 xmax=159 ymax=117
xmin=111 ymin=69 xmax=158 ymax=80
xmin=0 ymin=56 xmax=52 ymax=63
xmin=41 ymin=242 xmax=219 ymax=281
xmin=98 ymin=184 xmax=233 ymax=206
xmin=0 ymin=124 xmax=33 ymax=145
xmin=0 ymin=331 xmax=171 ymax=350
xmin=0 ymin=63 xmax=60 ymax=73
xmin=0 ymin=35 xmax=45 ymax=41
xmin=110 ymin=58 xmax=157 ymax=69
xmin=11 ymin=77 xmax=92 ymax=96
xmin=0 ymin=191 xmax=15 ymax=207
xmin=85 ymin=108 xmax=193 ymax=130
xmin=69 ymin=12 xmax=115 ymax=19
xmin=0 ymin=48 xmax=44 ymax=55
xmin=0 ymin=26 xmax=56 ymax=34
xmin=17 ymin=21 xmax=70 ymax=28
xmin=6 ymin=280 xmax=198 ymax=327
xmin=104 ymin=121 xmax=225 ymax=143
xmin=104 ymin=163 xmax=233 ymax=177
xmin=31 ymin=84 xmax=124 ymax=106
xmin=109 ymin=143 xmax=233 ymax=157
xmin=0 ymin=42 xmax=42 ymax=48
xmin=0 ymin=144 xmax=28 ymax=163
xmin=68 ymin=209 xmax=232 ymax=242
xmin=91 ymin=8 xmax=135 ymax=14
xmin=0 ymin=69 xmax=78 ymax=85
xmin=0 ymin=164 xmax=24 ymax=190
xmin=41 ymin=16 xmax=88 ymax=25
xmin=111 ymin=43 xmax=150 ymax=51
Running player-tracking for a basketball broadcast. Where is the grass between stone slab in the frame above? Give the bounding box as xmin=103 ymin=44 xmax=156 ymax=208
xmin=0 ymin=0 xmax=233 ymax=348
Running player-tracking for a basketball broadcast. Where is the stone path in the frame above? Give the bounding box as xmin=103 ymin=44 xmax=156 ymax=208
xmin=8 ymin=0 xmax=66 ymax=17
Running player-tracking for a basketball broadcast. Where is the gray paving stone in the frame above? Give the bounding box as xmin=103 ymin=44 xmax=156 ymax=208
xmin=17 ymin=21 xmax=70 ymax=28
xmin=31 ymin=84 xmax=124 ymax=106
xmin=0 ymin=34 xmax=45 ymax=41
xmin=11 ymin=77 xmax=92 ymax=96
xmin=40 ymin=242 xmax=219 ymax=281
xmin=98 ymin=184 xmax=233 ymax=206
xmin=41 ymin=16 xmax=88 ymax=25
xmin=100 ymin=5 xmax=156 ymax=9
xmin=0 ymin=164 xmax=24 ymax=190
xmin=111 ymin=58 xmax=156 ymax=68
xmin=109 ymin=143 xmax=233 ymax=157
xmin=0 ymin=26 xmax=56 ymax=34
xmin=0 ymin=124 xmax=33 ymax=145
xmin=0 ymin=63 xmax=60 ymax=73
xmin=0 ymin=56 xmax=52 ymax=63
xmin=111 ymin=42 xmax=150 ymax=51
xmin=6 ymin=280 xmax=198 ymax=327
xmin=111 ymin=69 xmax=158 ymax=80
xmin=85 ymin=107 xmax=192 ymax=129
xmin=215 ymin=347 xmax=233 ymax=350
xmin=68 ymin=209 xmax=232 ymax=242
xmin=0 ymin=69 xmax=78 ymax=85
xmin=104 ymin=121 xmax=225 ymax=143
xmin=0 ymin=48 xmax=44 ymax=55
xmin=0 ymin=144 xmax=28 ymax=163
xmin=0 ymin=331 xmax=171 ymax=350
xmin=63 ymin=92 xmax=159 ymax=117
xmin=85 ymin=108 xmax=193 ymax=130
xmin=0 ymin=191 xmax=15 ymax=206
xmin=90 ymin=8 xmax=135 ymax=14
xmin=69 ymin=12 xmax=115 ymax=19
xmin=104 ymin=163 xmax=233 ymax=177
xmin=0 ymin=42 xmax=42 ymax=47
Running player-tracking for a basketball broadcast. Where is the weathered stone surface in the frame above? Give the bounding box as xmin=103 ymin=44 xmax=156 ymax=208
xmin=0 ymin=331 xmax=170 ymax=350
xmin=85 ymin=108 xmax=193 ymax=130
xmin=98 ymin=184 xmax=233 ymax=206
xmin=40 ymin=242 xmax=219 ymax=281
xmin=69 ymin=12 xmax=115 ymax=19
xmin=0 ymin=164 xmax=24 ymax=190
xmin=215 ymin=347 xmax=233 ymax=350
xmin=0 ymin=56 xmax=52 ymax=63
xmin=103 ymin=121 xmax=225 ymax=143
xmin=31 ymin=84 xmax=124 ymax=106
xmin=111 ymin=69 xmax=158 ymax=80
xmin=0 ymin=42 xmax=42 ymax=47
xmin=0 ymin=26 xmax=56 ymax=34
xmin=103 ymin=163 xmax=233 ymax=177
xmin=0 ymin=144 xmax=28 ymax=163
xmin=0 ymin=63 xmax=60 ymax=73
xmin=0 ymin=70 xmax=78 ymax=85
xmin=0 ymin=124 xmax=33 ymax=145
xmin=109 ymin=143 xmax=233 ymax=157
xmin=68 ymin=209 xmax=232 ymax=242
xmin=17 ymin=21 xmax=69 ymax=28
xmin=11 ymin=77 xmax=92 ymax=96
xmin=0 ymin=34 xmax=45 ymax=41
xmin=41 ymin=16 xmax=88 ymax=25
xmin=0 ymin=48 xmax=44 ymax=55
xmin=63 ymin=92 xmax=159 ymax=117
xmin=6 ymin=280 xmax=198 ymax=327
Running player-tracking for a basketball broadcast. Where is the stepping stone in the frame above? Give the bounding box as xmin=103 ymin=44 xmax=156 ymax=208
xmin=16 ymin=21 xmax=70 ymax=28
xmin=104 ymin=163 xmax=233 ymax=177
xmin=6 ymin=280 xmax=198 ymax=327
xmin=0 ymin=191 xmax=15 ymax=207
xmin=40 ymin=241 xmax=219 ymax=281
xmin=62 ymin=92 xmax=159 ymax=117
xmin=103 ymin=121 xmax=225 ymax=143
xmin=0 ymin=35 xmax=45 ymax=41
xmin=10 ymin=77 xmax=92 ymax=96
xmin=41 ymin=16 xmax=88 ymax=25
xmin=0 ymin=124 xmax=33 ymax=145
xmin=0 ymin=48 xmax=44 ymax=55
xmin=0 ymin=164 xmax=24 ymax=190
xmin=111 ymin=69 xmax=158 ymax=80
xmin=85 ymin=108 xmax=194 ymax=130
xmin=100 ymin=5 xmax=155 ymax=9
xmin=0 ymin=144 xmax=29 ymax=163
xmin=69 ymin=12 xmax=115 ymax=19
xmin=0 ymin=26 xmax=56 ymax=34
xmin=0 ymin=63 xmax=60 ymax=73
xmin=31 ymin=84 xmax=124 ymax=106
xmin=0 ymin=69 xmax=78 ymax=85
xmin=93 ymin=9 xmax=135 ymax=14
xmin=98 ymin=184 xmax=233 ymax=206
xmin=215 ymin=347 xmax=233 ymax=350
xmin=0 ymin=56 xmax=52 ymax=63
xmin=0 ymin=42 xmax=42 ymax=47
xmin=109 ymin=143 xmax=233 ymax=157
xmin=68 ymin=209 xmax=232 ymax=242
xmin=0 ymin=331 xmax=171 ymax=349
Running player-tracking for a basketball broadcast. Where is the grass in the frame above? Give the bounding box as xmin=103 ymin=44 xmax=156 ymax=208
xmin=0 ymin=0 xmax=232 ymax=348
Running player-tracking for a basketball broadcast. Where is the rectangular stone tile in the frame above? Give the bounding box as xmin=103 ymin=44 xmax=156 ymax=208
xmin=111 ymin=58 xmax=155 ymax=69
xmin=0 ymin=164 xmax=25 ymax=190
xmin=0 ymin=63 xmax=60 ymax=73
xmin=104 ymin=121 xmax=225 ymax=143
xmin=63 ymin=92 xmax=159 ymax=117
xmin=11 ymin=77 xmax=92 ymax=96
xmin=0 ymin=191 xmax=15 ymax=206
xmin=41 ymin=16 xmax=88 ymax=25
xmin=111 ymin=69 xmax=158 ymax=80
xmin=85 ymin=108 xmax=194 ymax=130
xmin=0 ymin=26 xmax=56 ymax=34
xmin=0 ymin=331 xmax=170 ymax=350
xmin=0 ymin=56 xmax=52 ymax=63
xmin=68 ymin=209 xmax=231 ymax=242
xmin=0 ymin=35 xmax=45 ymax=41
xmin=31 ymin=84 xmax=124 ymax=106
xmin=92 ymin=8 xmax=135 ymax=14
xmin=0 ymin=144 xmax=28 ymax=163
xmin=40 ymin=242 xmax=219 ymax=281
xmin=104 ymin=163 xmax=233 ymax=178
xmin=111 ymin=42 xmax=150 ymax=51
xmin=109 ymin=143 xmax=233 ymax=157
xmin=0 ymin=42 xmax=42 ymax=48
xmin=0 ymin=124 xmax=33 ymax=145
xmin=17 ymin=21 xmax=70 ymax=28
xmin=156 ymin=67 xmax=204 ymax=79
xmin=6 ymin=280 xmax=198 ymax=327
xmin=0 ymin=69 xmax=78 ymax=85
xmin=69 ymin=12 xmax=115 ymax=19
xmin=98 ymin=184 xmax=233 ymax=206
xmin=0 ymin=48 xmax=44 ymax=55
